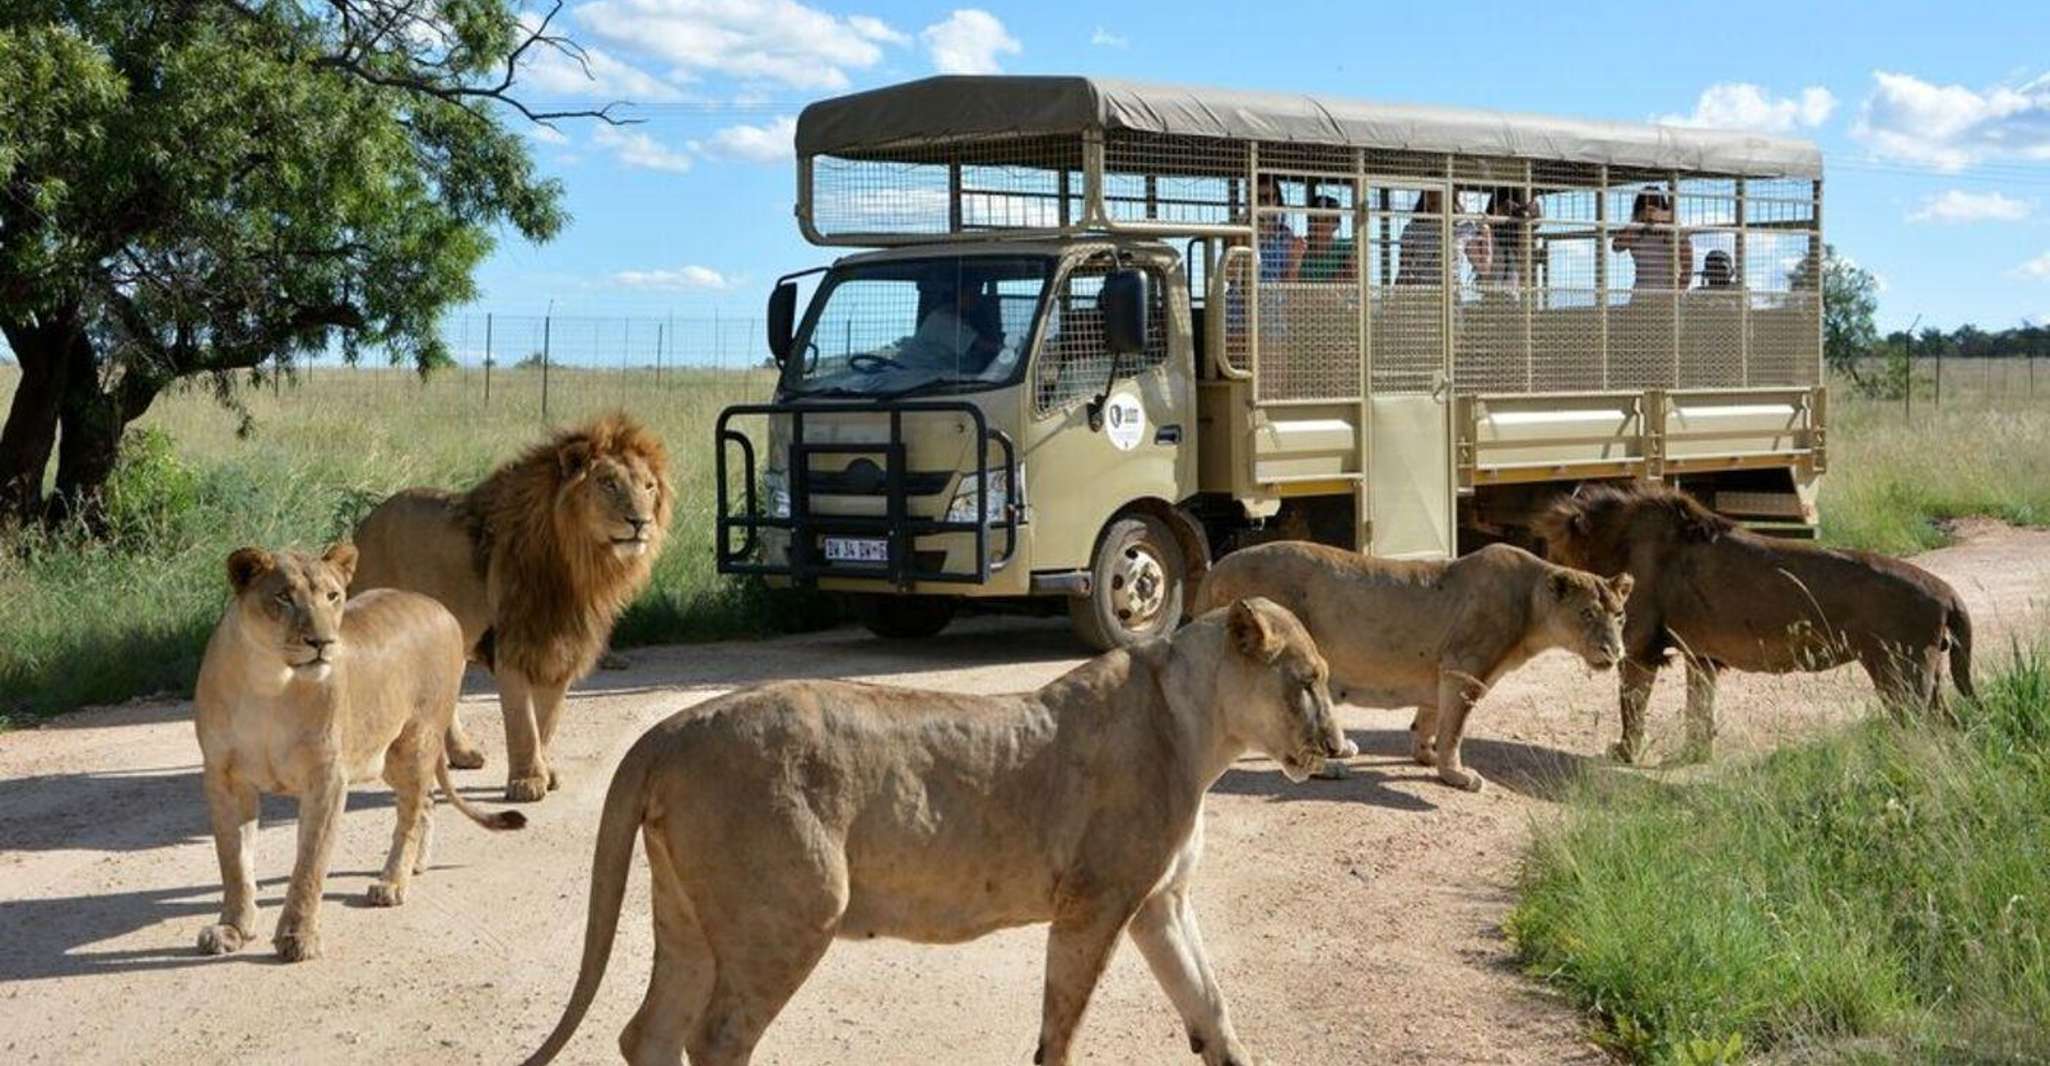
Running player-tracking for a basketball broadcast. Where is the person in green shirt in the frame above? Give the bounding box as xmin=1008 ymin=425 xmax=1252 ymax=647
xmin=1299 ymin=194 xmax=1355 ymax=283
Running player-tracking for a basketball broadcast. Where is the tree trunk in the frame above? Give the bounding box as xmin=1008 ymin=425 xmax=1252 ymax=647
xmin=0 ymin=311 xmax=85 ymax=526
xmin=49 ymin=355 xmax=161 ymax=533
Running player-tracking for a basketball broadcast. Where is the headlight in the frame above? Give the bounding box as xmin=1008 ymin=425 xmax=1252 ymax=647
xmin=946 ymin=465 xmax=1023 ymax=523
xmin=762 ymin=468 xmax=791 ymax=518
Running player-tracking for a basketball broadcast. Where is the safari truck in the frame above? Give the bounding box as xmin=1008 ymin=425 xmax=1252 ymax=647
xmin=715 ymin=76 xmax=1826 ymax=649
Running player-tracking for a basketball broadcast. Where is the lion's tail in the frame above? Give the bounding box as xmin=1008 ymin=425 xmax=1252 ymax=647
xmin=1946 ymin=599 xmax=1977 ymax=702
xmin=435 ymin=760 xmax=527 ymax=832
xmin=521 ymin=737 xmax=651 ymax=1066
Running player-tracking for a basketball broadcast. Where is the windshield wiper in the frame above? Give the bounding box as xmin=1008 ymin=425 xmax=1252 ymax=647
xmin=873 ymin=376 xmax=986 ymax=400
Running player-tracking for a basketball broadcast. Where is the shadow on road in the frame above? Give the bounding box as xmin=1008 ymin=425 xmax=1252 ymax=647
xmin=0 ymin=765 xmax=501 ymax=854
xmin=1217 ymin=727 xmax=1601 ymax=807
xmin=0 ymin=869 xmax=413 ymax=981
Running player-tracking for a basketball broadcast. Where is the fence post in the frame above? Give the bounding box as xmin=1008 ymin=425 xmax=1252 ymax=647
xmin=484 ymin=312 xmax=493 ymax=408
xmin=655 ymin=322 xmax=664 ymax=388
xmin=542 ymin=312 xmax=552 ymax=423
xmin=1935 ymin=343 xmax=1943 ymax=408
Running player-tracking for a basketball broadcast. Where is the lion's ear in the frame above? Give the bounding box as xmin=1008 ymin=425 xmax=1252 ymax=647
xmin=1608 ymin=573 xmax=1635 ymax=603
xmin=322 ymin=542 xmax=359 ymax=584
xmin=1228 ymin=599 xmax=1283 ymax=663
xmin=226 ymin=547 xmax=275 ymax=593
xmin=557 ymin=439 xmax=593 ymax=479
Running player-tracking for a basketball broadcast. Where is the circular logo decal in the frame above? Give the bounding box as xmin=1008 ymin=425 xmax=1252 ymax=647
xmin=1104 ymin=391 xmax=1146 ymax=451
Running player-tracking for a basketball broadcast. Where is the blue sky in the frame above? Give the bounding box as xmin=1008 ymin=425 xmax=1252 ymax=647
xmin=483 ymin=0 xmax=2050 ymax=334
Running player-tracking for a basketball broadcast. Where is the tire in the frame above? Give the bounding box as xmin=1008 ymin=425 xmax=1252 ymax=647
xmin=851 ymin=594 xmax=958 ymax=640
xmin=1068 ymin=514 xmax=1186 ymax=652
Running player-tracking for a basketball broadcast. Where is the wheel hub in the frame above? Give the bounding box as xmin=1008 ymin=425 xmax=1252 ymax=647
xmin=1110 ymin=543 xmax=1167 ymax=628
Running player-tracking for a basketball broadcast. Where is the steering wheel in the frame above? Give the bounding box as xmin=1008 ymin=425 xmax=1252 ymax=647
xmin=848 ymin=352 xmax=907 ymax=374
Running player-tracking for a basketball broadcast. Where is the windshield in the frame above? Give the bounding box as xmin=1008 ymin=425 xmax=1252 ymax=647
xmin=781 ymin=255 xmax=1052 ymax=399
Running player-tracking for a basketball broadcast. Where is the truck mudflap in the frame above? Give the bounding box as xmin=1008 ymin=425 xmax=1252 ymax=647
xmin=715 ymin=400 xmax=1019 ymax=589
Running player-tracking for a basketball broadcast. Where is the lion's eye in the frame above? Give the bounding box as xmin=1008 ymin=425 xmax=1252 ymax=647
xmin=327 ymin=590 xmax=341 ymax=604
xmin=273 ymin=592 xmax=291 ymax=606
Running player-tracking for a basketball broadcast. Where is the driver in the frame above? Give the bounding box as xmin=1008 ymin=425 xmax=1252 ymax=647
xmin=901 ymin=281 xmax=982 ymax=369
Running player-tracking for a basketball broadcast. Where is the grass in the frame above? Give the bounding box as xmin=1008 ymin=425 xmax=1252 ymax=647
xmin=0 ymin=363 xmax=835 ymax=725
xmin=2 ymin=364 xmax=2048 ymax=723
xmin=1507 ymin=646 xmax=2050 ymax=1065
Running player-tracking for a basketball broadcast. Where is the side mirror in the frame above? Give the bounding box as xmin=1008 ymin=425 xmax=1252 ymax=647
xmin=1100 ymin=268 xmax=1149 ymax=356
xmin=766 ymin=281 xmax=798 ymax=365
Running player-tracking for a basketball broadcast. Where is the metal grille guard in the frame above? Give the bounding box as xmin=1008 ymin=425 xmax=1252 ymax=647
xmin=715 ymin=400 xmax=1019 ymax=589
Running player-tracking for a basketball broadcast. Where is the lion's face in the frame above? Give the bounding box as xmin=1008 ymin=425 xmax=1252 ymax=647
xmin=558 ymin=446 xmax=669 ymax=561
xmin=226 ymin=544 xmax=358 ymax=679
xmin=1540 ymin=569 xmax=1632 ymax=672
xmin=1216 ymin=598 xmax=1349 ymax=783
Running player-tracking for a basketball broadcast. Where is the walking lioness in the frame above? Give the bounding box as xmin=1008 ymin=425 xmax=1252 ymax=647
xmin=522 ymin=598 xmax=1348 ymax=1066
xmin=1193 ymin=541 xmax=1631 ymax=791
xmin=194 ymin=545 xmax=525 ymax=962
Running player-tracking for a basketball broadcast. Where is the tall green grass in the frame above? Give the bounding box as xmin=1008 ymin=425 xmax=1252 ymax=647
xmin=1508 ymin=647 xmax=2050 ymax=1064
xmin=1820 ymin=389 xmax=2050 ymax=554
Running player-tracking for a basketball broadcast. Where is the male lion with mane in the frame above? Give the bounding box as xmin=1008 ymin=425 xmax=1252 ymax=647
xmin=1540 ymin=480 xmax=1975 ymax=763
xmin=521 ymin=598 xmax=1350 ymax=1066
xmin=195 ymin=544 xmax=525 ymax=962
xmin=351 ymin=414 xmax=672 ymax=802
xmin=1192 ymin=540 xmax=1631 ymax=791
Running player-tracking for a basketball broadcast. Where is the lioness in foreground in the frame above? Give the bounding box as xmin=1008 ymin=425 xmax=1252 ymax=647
xmin=1193 ymin=541 xmax=1631 ymax=791
xmin=195 ymin=545 xmax=525 ymax=962
xmin=1541 ymin=481 xmax=1976 ymax=763
xmin=351 ymin=414 xmax=672 ymax=802
xmin=523 ymin=598 xmax=1348 ymax=1066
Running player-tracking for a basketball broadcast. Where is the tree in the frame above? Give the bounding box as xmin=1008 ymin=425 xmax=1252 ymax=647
xmin=0 ymin=0 xmax=614 ymax=527
xmin=1817 ymin=243 xmax=1879 ymax=385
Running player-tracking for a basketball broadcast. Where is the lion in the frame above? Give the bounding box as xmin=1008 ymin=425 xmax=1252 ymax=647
xmin=520 ymin=598 xmax=1349 ymax=1066
xmin=194 ymin=544 xmax=525 ymax=962
xmin=1539 ymin=481 xmax=1976 ymax=764
xmin=350 ymin=414 xmax=672 ymax=802
xmin=1191 ymin=540 xmax=1632 ymax=792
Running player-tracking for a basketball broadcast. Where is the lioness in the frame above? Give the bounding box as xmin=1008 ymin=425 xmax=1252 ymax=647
xmin=351 ymin=414 xmax=672 ymax=802
xmin=522 ymin=598 xmax=1348 ymax=1066
xmin=1192 ymin=541 xmax=1631 ymax=792
xmin=194 ymin=545 xmax=525 ymax=962
xmin=1541 ymin=481 xmax=1976 ymax=763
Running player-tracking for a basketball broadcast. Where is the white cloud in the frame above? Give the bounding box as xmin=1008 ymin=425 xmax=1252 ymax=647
xmin=921 ymin=10 xmax=1020 ymax=75
xmin=521 ymin=123 xmax=571 ymax=146
xmin=1090 ymin=27 xmax=1127 ymax=48
xmin=592 ymin=125 xmax=693 ymax=172
xmin=848 ymin=14 xmax=910 ymax=45
xmin=2016 ymin=252 xmax=2050 ymax=281
xmin=513 ymin=14 xmax=685 ymax=101
xmin=576 ymin=0 xmax=907 ymax=91
xmin=1655 ymin=83 xmax=1837 ymax=134
xmin=1908 ymin=189 xmax=2034 ymax=224
xmin=698 ymin=115 xmax=797 ymax=163
xmin=1852 ymin=70 xmax=2050 ymax=171
xmin=612 ymin=265 xmax=737 ymax=291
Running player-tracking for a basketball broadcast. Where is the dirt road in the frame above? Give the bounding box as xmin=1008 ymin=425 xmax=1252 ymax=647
xmin=3 ymin=525 xmax=2044 ymax=1065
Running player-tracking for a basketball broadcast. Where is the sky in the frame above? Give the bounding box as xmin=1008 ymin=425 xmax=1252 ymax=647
xmin=480 ymin=0 xmax=2050 ymax=336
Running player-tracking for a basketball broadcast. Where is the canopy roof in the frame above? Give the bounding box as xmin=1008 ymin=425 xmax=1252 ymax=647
xmin=797 ymin=76 xmax=1822 ymax=180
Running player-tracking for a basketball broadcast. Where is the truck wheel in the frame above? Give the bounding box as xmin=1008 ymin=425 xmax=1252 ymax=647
xmin=851 ymin=594 xmax=958 ymax=640
xmin=1069 ymin=514 xmax=1185 ymax=652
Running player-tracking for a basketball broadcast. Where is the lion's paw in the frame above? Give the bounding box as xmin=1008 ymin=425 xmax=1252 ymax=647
xmin=365 ymin=881 xmax=406 ymax=907
xmin=274 ymin=930 xmax=323 ymax=962
xmin=1607 ymin=740 xmax=1646 ymax=765
xmin=547 ymin=767 xmax=563 ymax=791
xmin=504 ymin=775 xmax=550 ymax=803
xmin=196 ymin=923 xmax=250 ymax=956
xmin=447 ymin=746 xmax=487 ymax=771
xmin=1439 ymin=767 xmax=1487 ymax=793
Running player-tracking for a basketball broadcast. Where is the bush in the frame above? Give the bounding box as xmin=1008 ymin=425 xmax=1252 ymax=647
xmin=101 ymin=426 xmax=202 ymax=551
xmin=1508 ymin=647 xmax=2050 ymax=1063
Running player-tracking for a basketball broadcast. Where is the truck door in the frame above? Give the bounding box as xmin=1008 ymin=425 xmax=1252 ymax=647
xmin=1364 ymin=179 xmax=1456 ymax=558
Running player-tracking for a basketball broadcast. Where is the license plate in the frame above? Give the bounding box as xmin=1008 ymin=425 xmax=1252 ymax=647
xmin=823 ymin=537 xmax=889 ymax=564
